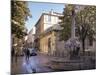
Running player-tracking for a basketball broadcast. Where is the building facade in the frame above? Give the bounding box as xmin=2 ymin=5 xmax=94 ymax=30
xmin=27 ymin=28 xmax=35 ymax=48
xmin=34 ymin=11 xmax=66 ymax=56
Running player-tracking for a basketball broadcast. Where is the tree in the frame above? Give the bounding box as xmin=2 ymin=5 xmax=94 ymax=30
xmin=59 ymin=4 xmax=73 ymax=41
xmin=75 ymin=5 xmax=96 ymax=55
xmin=59 ymin=4 xmax=96 ymax=55
xmin=11 ymin=0 xmax=31 ymax=38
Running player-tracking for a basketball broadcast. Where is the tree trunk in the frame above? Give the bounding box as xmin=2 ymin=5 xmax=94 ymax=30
xmin=82 ymin=38 xmax=85 ymax=56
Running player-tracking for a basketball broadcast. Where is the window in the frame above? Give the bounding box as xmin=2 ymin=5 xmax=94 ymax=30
xmin=48 ymin=15 xmax=51 ymax=22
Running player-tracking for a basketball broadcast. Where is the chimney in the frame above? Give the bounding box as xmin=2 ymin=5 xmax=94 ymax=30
xmin=50 ymin=9 xmax=53 ymax=15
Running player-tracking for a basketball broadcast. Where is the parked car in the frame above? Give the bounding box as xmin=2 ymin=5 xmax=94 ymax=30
xmin=28 ymin=48 xmax=37 ymax=56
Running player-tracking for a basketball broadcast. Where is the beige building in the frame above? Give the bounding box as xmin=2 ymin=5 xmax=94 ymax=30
xmin=34 ymin=11 xmax=66 ymax=56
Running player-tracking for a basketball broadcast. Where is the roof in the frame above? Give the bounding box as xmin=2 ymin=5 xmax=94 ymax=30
xmin=40 ymin=24 xmax=63 ymax=36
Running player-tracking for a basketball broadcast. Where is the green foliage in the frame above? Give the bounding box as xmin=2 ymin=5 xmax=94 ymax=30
xmin=59 ymin=4 xmax=73 ymax=41
xmin=76 ymin=5 xmax=96 ymax=41
xmin=59 ymin=4 xmax=96 ymax=53
xmin=11 ymin=0 xmax=31 ymax=38
xmin=75 ymin=5 xmax=96 ymax=53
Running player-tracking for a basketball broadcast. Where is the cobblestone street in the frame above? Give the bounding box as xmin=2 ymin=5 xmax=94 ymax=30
xmin=11 ymin=53 xmax=54 ymax=74
xmin=11 ymin=52 xmax=95 ymax=75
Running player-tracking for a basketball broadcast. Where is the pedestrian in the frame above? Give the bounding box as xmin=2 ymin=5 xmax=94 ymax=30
xmin=26 ymin=48 xmax=30 ymax=61
xmin=11 ymin=47 xmax=15 ymax=62
xmin=24 ymin=47 xmax=27 ymax=60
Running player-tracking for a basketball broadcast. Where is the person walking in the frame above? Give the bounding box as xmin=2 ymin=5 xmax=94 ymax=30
xmin=11 ymin=47 xmax=15 ymax=62
xmin=26 ymin=48 xmax=30 ymax=61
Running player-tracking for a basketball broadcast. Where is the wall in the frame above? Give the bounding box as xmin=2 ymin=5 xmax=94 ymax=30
xmin=44 ymin=14 xmax=59 ymax=31
xmin=40 ymin=31 xmax=56 ymax=55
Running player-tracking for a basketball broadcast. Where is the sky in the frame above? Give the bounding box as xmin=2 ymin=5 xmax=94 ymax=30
xmin=25 ymin=2 xmax=65 ymax=33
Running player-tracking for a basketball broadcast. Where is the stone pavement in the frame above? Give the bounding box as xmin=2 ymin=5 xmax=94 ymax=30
xmin=11 ymin=53 xmax=96 ymax=74
xmin=45 ymin=55 xmax=96 ymax=71
xmin=11 ymin=53 xmax=54 ymax=74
